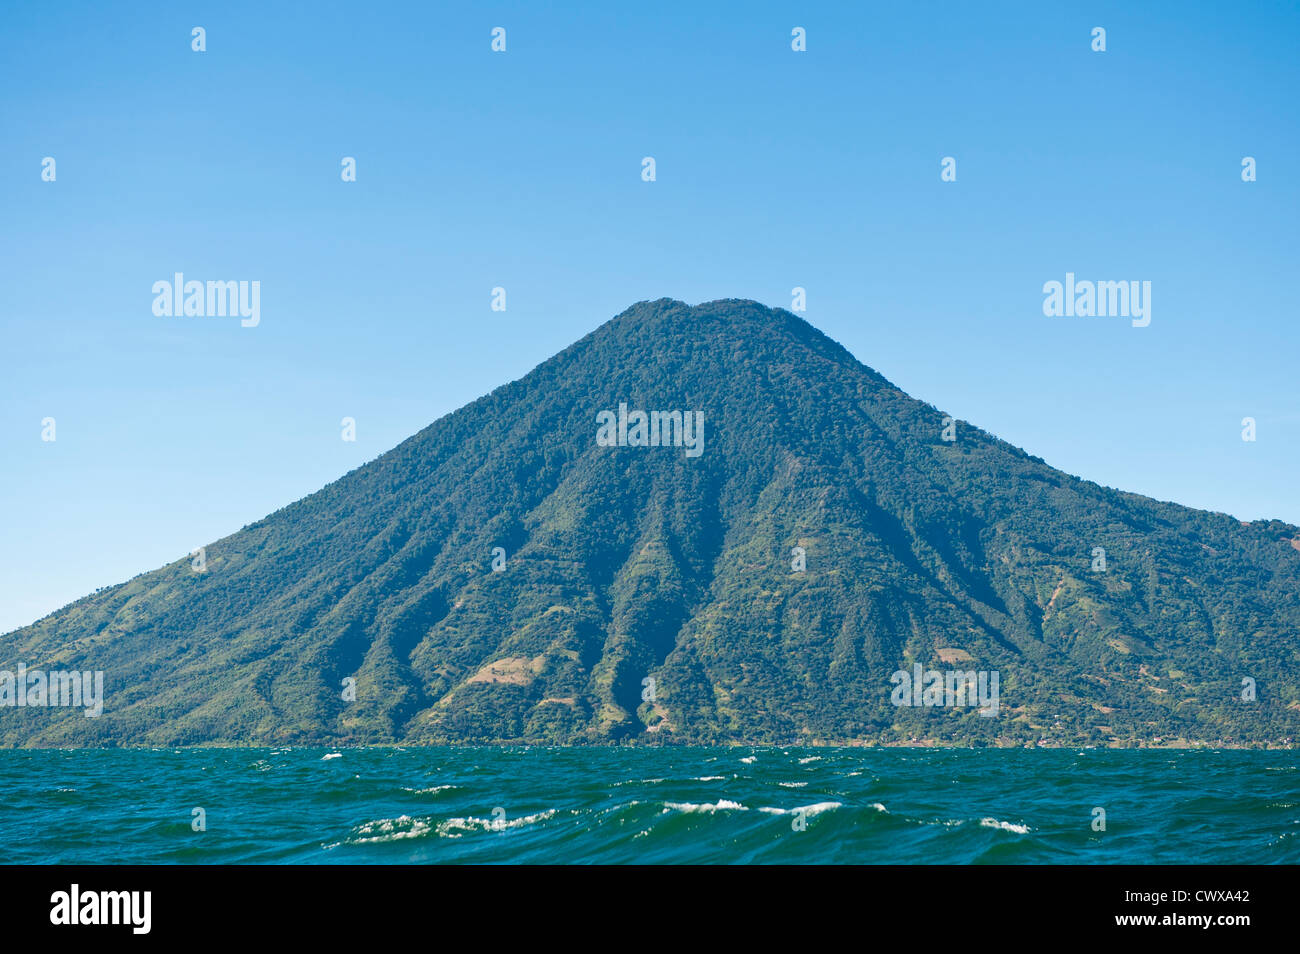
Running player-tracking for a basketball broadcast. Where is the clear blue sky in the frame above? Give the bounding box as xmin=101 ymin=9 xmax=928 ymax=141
xmin=2 ymin=1 xmax=1297 ymax=634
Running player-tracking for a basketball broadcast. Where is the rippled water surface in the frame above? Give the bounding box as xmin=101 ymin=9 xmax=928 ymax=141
xmin=2 ymin=748 xmax=1295 ymax=863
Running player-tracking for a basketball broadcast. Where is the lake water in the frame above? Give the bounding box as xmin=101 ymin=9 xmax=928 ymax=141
xmin=2 ymin=747 xmax=1295 ymax=864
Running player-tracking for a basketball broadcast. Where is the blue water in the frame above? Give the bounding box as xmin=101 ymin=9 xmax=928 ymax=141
xmin=2 ymin=748 xmax=1295 ymax=864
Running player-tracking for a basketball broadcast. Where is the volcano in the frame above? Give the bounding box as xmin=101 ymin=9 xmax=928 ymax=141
xmin=4 ymin=298 xmax=1298 ymax=747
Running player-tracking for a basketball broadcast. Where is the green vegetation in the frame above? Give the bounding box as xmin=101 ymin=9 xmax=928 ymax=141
xmin=4 ymin=299 xmax=1298 ymax=747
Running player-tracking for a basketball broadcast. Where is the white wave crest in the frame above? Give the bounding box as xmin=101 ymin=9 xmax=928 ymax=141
xmin=350 ymin=815 xmax=432 ymax=843
xmin=663 ymin=799 xmax=747 ymax=813
xmin=438 ymin=809 xmax=558 ymax=836
xmin=979 ymin=817 xmax=1031 ymax=834
xmin=757 ymin=801 xmax=842 ymax=816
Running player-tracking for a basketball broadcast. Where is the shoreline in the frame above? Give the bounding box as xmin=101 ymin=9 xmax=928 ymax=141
xmin=1 ymin=740 xmax=1293 ymax=751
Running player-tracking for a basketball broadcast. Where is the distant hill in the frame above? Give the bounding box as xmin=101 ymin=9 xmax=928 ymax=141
xmin=4 ymin=298 xmax=1298 ymax=747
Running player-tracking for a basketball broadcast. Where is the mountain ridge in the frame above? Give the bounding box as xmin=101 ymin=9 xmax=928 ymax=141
xmin=4 ymin=298 xmax=1298 ymax=747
